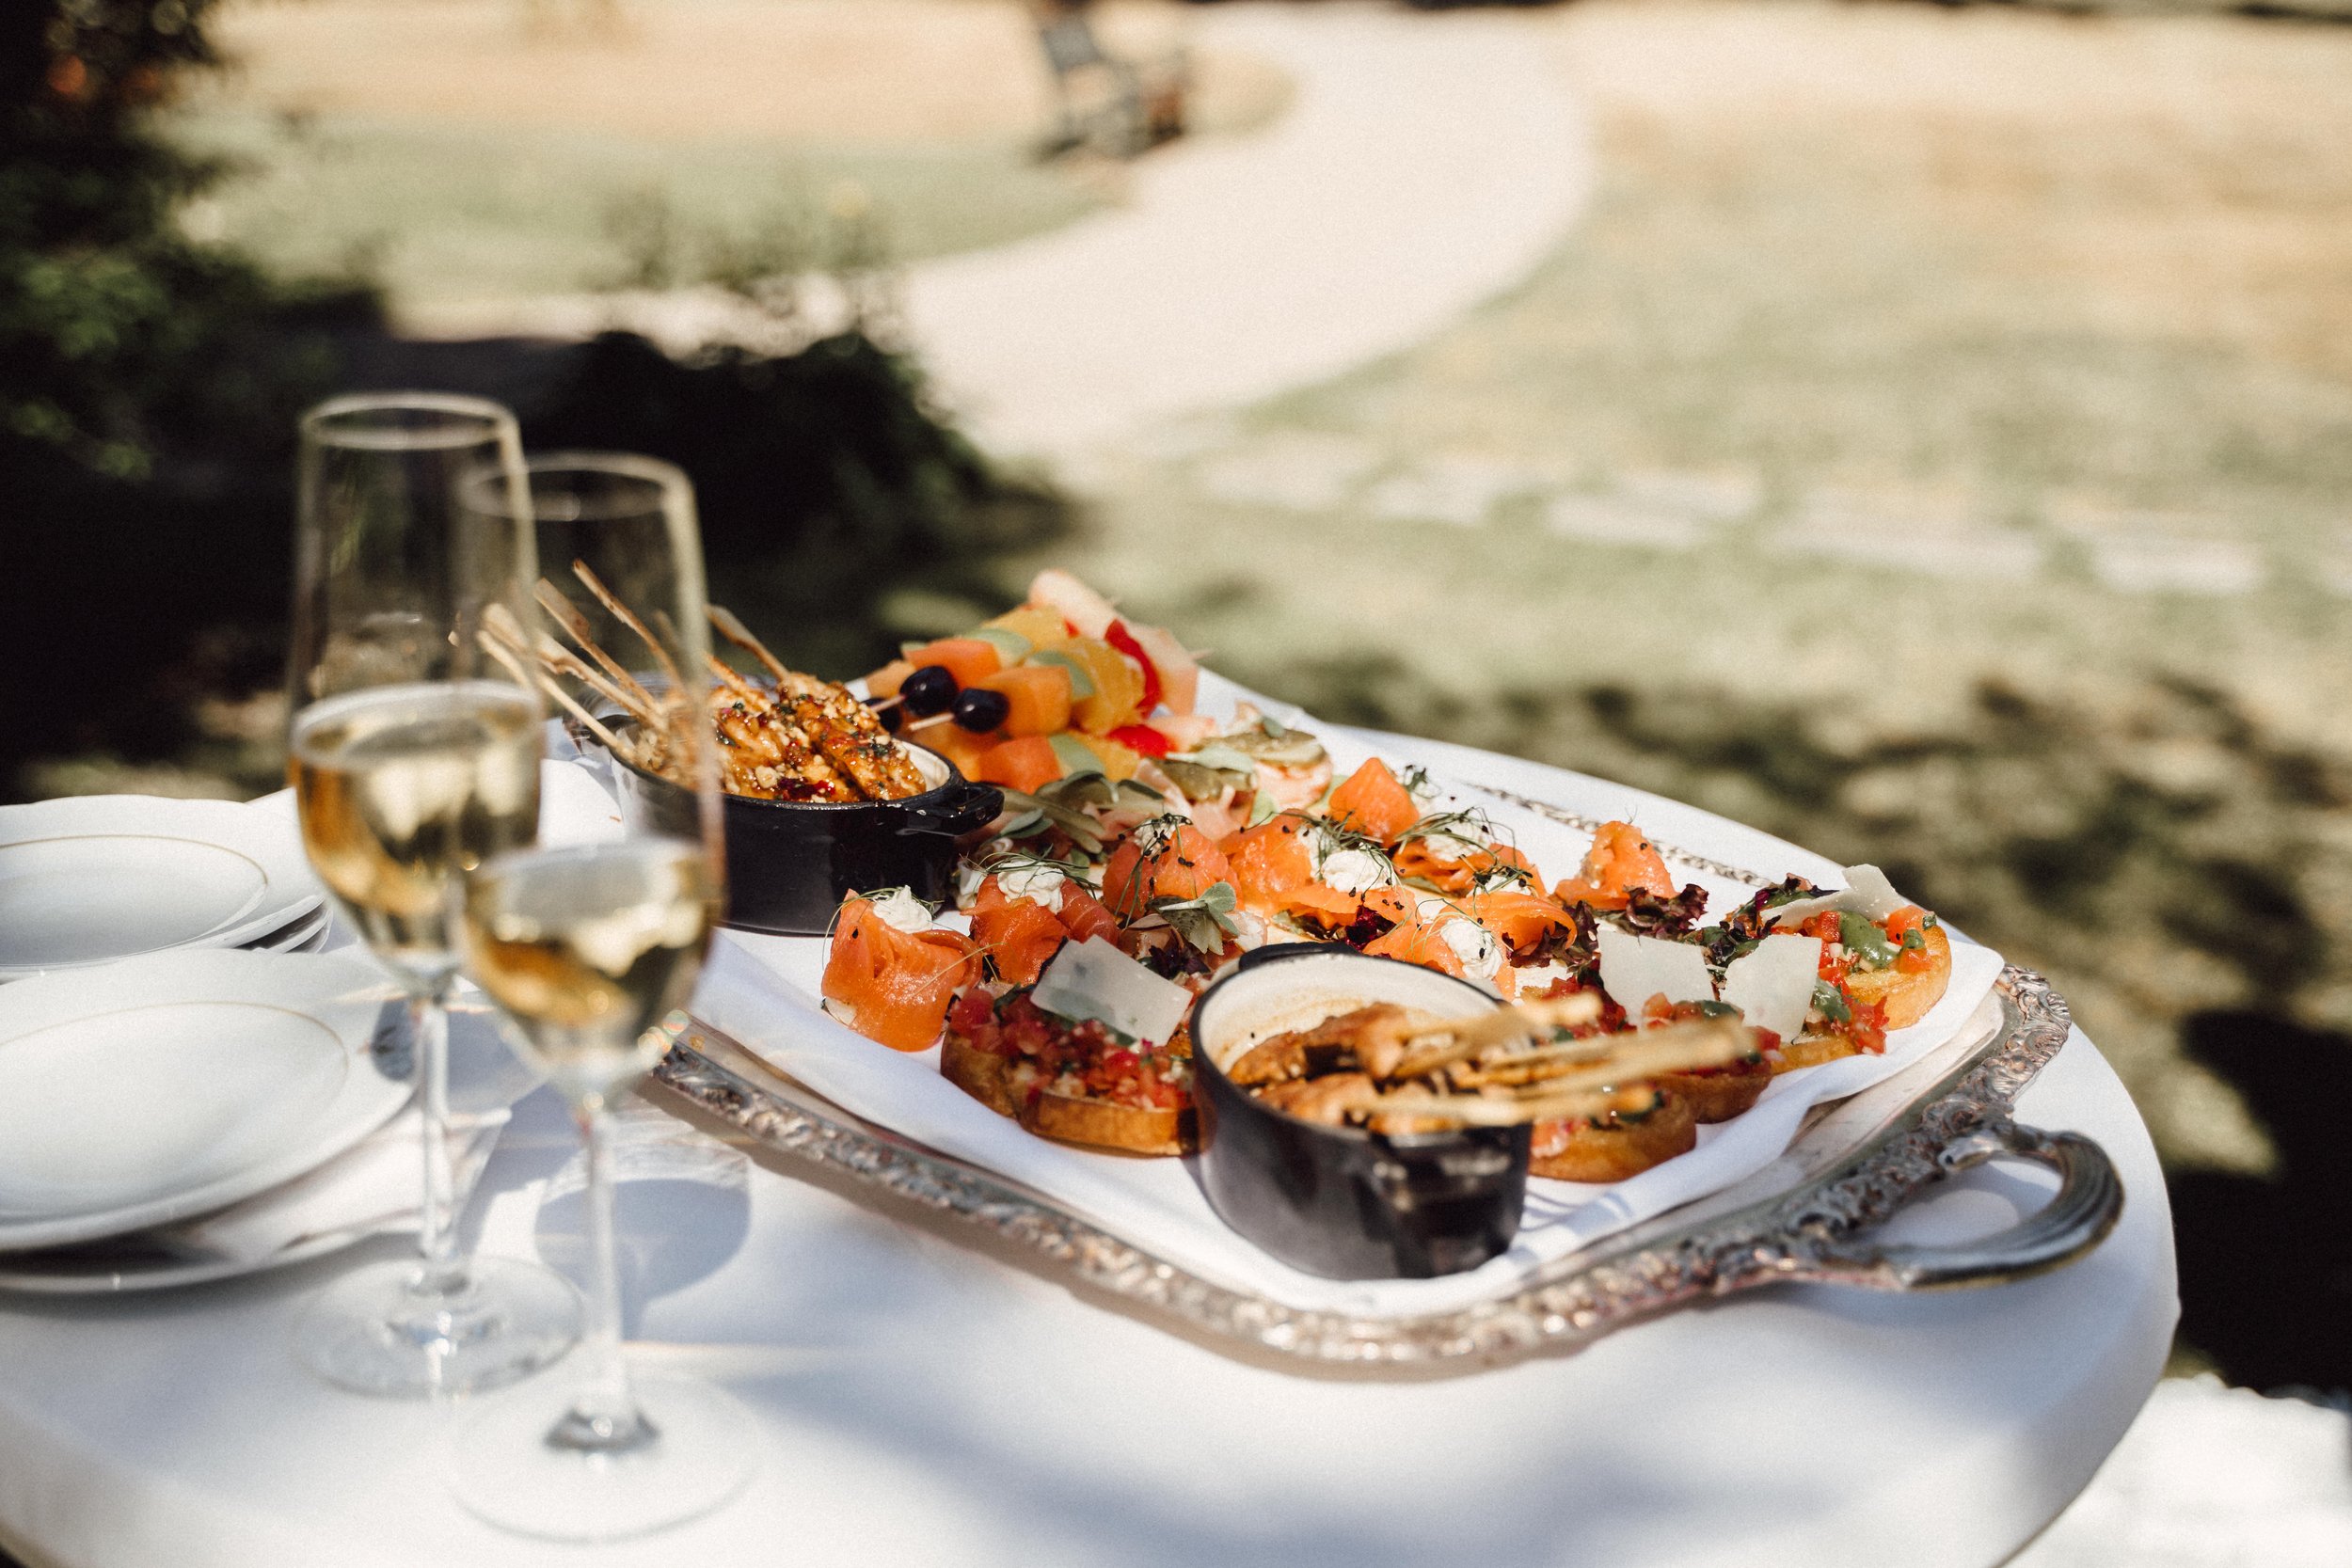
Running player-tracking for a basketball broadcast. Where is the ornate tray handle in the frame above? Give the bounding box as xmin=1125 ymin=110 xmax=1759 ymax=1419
xmin=1792 ymin=1122 xmax=2123 ymax=1291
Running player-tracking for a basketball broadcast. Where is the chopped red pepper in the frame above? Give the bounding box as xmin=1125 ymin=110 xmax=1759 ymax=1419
xmin=1108 ymin=722 xmax=1171 ymax=758
xmin=1104 ymin=620 xmax=1164 ymax=713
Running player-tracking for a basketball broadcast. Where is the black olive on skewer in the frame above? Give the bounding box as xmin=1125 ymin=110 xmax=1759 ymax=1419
xmin=951 ymin=687 xmax=1011 ymax=733
xmin=900 ymin=665 xmax=958 ymax=717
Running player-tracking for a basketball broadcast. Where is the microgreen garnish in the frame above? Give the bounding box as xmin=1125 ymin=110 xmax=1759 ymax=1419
xmin=1152 ymin=880 xmax=1243 ymax=954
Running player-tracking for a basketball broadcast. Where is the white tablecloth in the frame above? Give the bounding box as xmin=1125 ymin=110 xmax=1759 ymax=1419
xmin=0 ymin=1015 xmax=2175 ymax=1568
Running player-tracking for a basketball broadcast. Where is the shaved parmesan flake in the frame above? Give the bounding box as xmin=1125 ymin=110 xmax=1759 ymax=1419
xmin=1596 ymin=926 xmax=1716 ymax=1015
xmin=1031 ymin=937 xmax=1194 ymax=1047
xmin=1719 ymin=933 xmax=1825 ymax=1041
xmin=1768 ymin=864 xmax=1910 ymax=929
xmin=1514 ymin=960 xmax=1574 ymax=991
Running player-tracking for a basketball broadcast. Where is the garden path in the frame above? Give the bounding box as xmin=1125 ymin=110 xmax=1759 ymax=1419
xmin=898 ymin=0 xmax=1591 ymax=456
xmin=409 ymin=2 xmax=1591 ymax=462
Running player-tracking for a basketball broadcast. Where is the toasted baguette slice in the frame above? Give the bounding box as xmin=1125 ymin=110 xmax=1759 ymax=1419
xmin=1772 ymin=1031 xmax=1862 ymax=1073
xmin=1020 ymin=1090 xmax=1194 ymax=1157
xmin=1839 ymin=925 xmax=1952 ymax=1030
xmin=941 ymin=1034 xmax=1017 ymax=1117
xmin=1528 ymin=1093 xmax=1697 ymax=1183
xmin=1658 ymin=1064 xmax=1770 ymax=1124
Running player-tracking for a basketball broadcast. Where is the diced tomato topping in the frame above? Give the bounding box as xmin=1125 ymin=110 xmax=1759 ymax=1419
xmin=1883 ymin=905 xmax=1929 ymax=942
xmin=1797 ymin=911 xmax=1843 ymax=942
xmin=948 ymin=987 xmax=994 ymax=1035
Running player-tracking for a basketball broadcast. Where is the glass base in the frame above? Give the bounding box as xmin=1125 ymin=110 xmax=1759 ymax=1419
xmin=449 ymin=1372 xmax=758 ymax=1542
xmin=294 ymin=1257 xmax=582 ymax=1398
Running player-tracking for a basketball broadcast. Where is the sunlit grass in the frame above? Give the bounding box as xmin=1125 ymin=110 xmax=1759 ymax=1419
xmin=165 ymin=108 xmax=1103 ymax=304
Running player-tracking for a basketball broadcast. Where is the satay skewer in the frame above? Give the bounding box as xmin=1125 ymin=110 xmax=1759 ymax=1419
xmin=707 ymin=604 xmax=793 ymax=686
xmin=1381 ymin=992 xmax=1605 ymax=1081
xmin=1311 ymin=1013 xmax=1756 ymax=1129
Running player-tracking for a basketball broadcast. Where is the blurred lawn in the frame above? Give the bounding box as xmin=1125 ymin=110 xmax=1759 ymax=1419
xmin=161 ymin=0 xmax=1291 ymax=308
xmin=165 ymin=106 xmax=1103 ymax=301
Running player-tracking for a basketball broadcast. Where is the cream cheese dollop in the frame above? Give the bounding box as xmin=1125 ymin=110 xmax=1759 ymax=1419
xmin=1439 ymin=918 xmax=1503 ymax=982
xmin=868 ymin=888 xmax=937 ymax=933
xmin=1319 ymin=846 xmax=1394 ymax=895
xmin=996 ymin=863 xmax=1068 ymax=911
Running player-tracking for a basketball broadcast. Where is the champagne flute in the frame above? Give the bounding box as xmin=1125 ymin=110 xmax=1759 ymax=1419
xmin=449 ymin=454 xmax=755 ymax=1541
xmin=286 ymin=392 xmax=582 ymax=1397
xmin=480 ymin=453 xmax=712 ymax=769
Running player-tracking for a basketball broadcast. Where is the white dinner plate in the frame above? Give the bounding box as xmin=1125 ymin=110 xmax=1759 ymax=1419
xmin=0 ymin=1226 xmax=373 ymax=1295
xmin=0 ymin=797 xmax=324 ymax=979
xmin=0 ymin=947 xmax=412 ymax=1251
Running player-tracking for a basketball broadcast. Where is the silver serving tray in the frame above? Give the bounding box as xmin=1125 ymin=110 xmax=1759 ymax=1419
xmin=649 ymin=962 xmax=2119 ymax=1367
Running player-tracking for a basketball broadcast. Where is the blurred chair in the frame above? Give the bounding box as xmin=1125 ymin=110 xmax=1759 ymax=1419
xmin=1030 ymin=1 xmax=1189 ymax=159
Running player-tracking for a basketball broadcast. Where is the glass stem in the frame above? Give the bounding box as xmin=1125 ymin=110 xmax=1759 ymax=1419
xmin=548 ymin=1095 xmax=656 ymax=1456
xmin=410 ymin=985 xmax=468 ymax=1299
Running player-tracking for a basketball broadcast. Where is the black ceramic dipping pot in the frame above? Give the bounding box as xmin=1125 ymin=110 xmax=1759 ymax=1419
xmin=1189 ymin=946 xmax=1531 ymax=1280
xmin=607 ymin=740 xmax=1001 ymax=936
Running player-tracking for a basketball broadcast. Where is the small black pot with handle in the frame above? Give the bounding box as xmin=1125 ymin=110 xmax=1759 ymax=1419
xmin=1189 ymin=946 xmax=1531 ymax=1280
xmin=607 ymin=739 xmax=1001 ymax=935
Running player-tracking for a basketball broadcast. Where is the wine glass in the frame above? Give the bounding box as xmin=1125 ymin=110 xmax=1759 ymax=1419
xmin=475 ymin=453 xmax=714 ymax=773
xmin=448 ymin=453 xmax=755 ymax=1541
xmin=285 ymin=392 xmax=583 ymax=1398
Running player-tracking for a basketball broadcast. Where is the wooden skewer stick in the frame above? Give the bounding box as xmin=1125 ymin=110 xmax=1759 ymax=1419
xmin=570 ymin=560 xmax=686 ymax=694
xmin=1488 ymin=1023 xmax=1753 ymax=1101
xmin=707 ymin=656 xmax=768 ymax=705
xmin=488 ymin=602 xmax=666 ymax=735
xmin=1385 ymin=992 xmax=1604 ymax=1082
xmin=533 ymin=581 xmax=661 ymax=716
xmin=531 ymin=633 xmax=661 ymax=732
xmin=475 ymin=618 xmax=637 ymax=759
xmin=1333 ymin=1085 xmax=1661 ymax=1129
xmin=1320 ymin=1015 xmax=1755 ymax=1129
xmin=707 ymin=604 xmax=794 ymax=687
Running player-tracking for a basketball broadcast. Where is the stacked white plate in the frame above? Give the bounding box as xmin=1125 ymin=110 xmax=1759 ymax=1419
xmin=0 ymin=795 xmax=329 ymax=979
xmin=0 ymin=947 xmax=415 ymax=1289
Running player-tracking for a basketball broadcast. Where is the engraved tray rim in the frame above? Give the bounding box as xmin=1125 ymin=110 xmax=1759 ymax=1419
xmin=647 ymin=749 xmax=2118 ymax=1368
xmin=650 ymin=962 xmax=2106 ymax=1369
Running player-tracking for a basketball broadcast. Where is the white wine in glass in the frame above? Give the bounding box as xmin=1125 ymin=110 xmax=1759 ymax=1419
xmin=449 ymin=453 xmax=755 ymax=1542
xmin=465 ymin=840 xmax=711 ymax=1101
xmin=292 ymin=681 xmax=541 ymax=980
xmin=285 ymin=392 xmax=581 ymax=1398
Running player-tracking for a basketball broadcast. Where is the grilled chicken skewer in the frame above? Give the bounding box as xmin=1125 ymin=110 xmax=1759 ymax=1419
xmin=1236 ymin=1004 xmax=1755 ymax=1130
xmin=703 ymin=659 xmax=854 ymax=800
xmin=508 ymin=569 xmax=926 ymax=803
xmin=709 ymin=606 xmax=928 ymax=800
